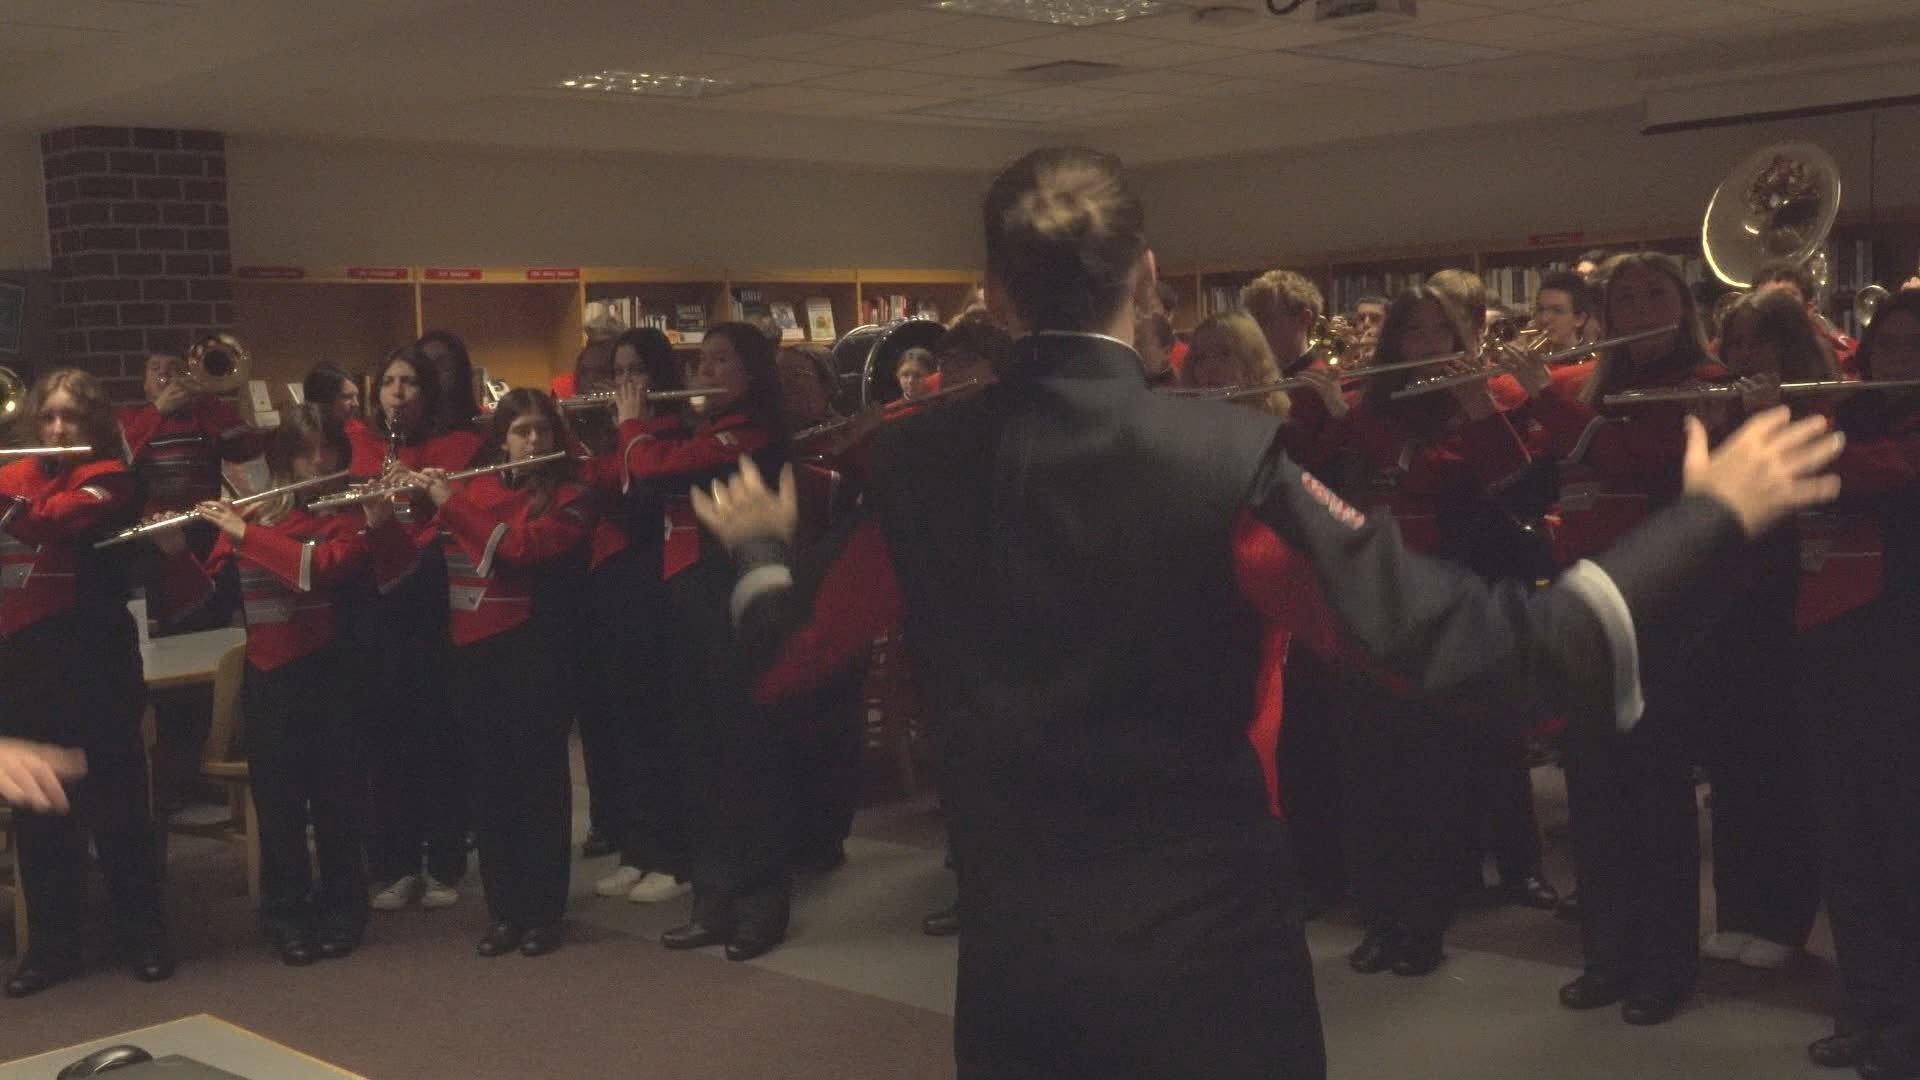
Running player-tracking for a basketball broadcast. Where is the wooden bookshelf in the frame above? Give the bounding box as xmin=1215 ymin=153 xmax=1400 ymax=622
xmin=231 ymin=269 xmax=418 ymax=399
xmin=418 ymin=279 xmax=584 ymax=393
xmin=730 ymin=271 xmax=858 ymax=347
xmin=585 ymin=269 xmax=727 ymax=350
xmin=856 ymin=269 xmax=975 ymax=330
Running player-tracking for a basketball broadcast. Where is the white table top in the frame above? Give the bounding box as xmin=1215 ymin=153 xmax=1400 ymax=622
xmin=0 ymin=1014 xmax=363 ymax=1079
xmin=141 ymin=627 xmax=245 ymax=689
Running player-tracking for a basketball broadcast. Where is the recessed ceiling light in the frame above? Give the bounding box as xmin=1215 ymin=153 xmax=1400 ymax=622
xmin=928 ymin=0 xmax=1183 ymax=28
xmin=551 ymin=70 xmax=737 ymax=98
xmin=1293 ymin=33 xmax=1509 ymax=68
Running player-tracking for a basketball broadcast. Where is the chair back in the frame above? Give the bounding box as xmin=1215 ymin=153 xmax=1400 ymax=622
xmin=201 ymin=642 xmax=248 ymax=765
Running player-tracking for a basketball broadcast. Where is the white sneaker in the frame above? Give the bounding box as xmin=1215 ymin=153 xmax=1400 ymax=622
xmin=420 ymin=875 xmax=461 ymax=910
xmin=370 ymin=875 xmax=424 ymax=911
xmin=1738 ymin=938 xmax=1797 ymax=970
xmin=596 ymin=865 xmax=646 ymax=898
xmin=627 ymin=872 xmax=691 ymax=904
xmin=1702 ymin=931 xmax=1754 ymax=960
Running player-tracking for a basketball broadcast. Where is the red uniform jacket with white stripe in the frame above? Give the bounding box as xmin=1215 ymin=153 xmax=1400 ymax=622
xmin=161 ymin=505 xmax=414 ymax=670
xmin=434 ymin=473 xmax=595 ymax=647
xmin=619 ymin=410 xmax=769 ymax=580
xmin=0 ymin=457 xmax=141 ymax=637
xmin=118 ymin=397 xmax=262 ymax=516
xmin=1795 ymin=410 xmax=1920 ymax=628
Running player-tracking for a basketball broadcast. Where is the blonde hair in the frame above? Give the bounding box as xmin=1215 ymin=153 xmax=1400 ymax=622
xmin=26 ymin=369 xmax=127 ymax=463
xmin=1426 ymin=269 xmax=1488 ymax=327
xmin=1239 ymin=270 xmax=1324 ymax=325
xmin=1585 ymin=251 xmax=1711 ymax=405
xmin=1188 ymin=311 xmax=1289 ymax=417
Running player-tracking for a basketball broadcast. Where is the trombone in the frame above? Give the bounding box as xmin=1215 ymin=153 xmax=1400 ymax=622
xmin=306 ymin=451 xmax=571 ymax=512
xmin=1601 ymin=376 xmax=1920 ymax=408
xmin=1389 ymin=326 xmax=1681 ymax=401
xmin=95 ymin=470 xmax=351 ymax=547
xmin=1164 ymin=354 xmax=1464 ymax=402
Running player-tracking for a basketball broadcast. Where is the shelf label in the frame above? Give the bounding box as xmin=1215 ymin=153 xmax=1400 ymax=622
xmin=425 ymin=267 xmax=483 ymax=281
xmin=236 ymin=265 xmax=305 ymax=280
xmin=1528 ymin=231 xmax=1586 ymax=248
xmin=526 ymin=267 xmax=580 ymax=281
xmin=346 ymin=266 xmax=408 ymax=281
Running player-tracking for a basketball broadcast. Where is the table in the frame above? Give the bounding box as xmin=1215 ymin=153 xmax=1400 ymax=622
xmin=0 ymin=1014 xmax=365 ymax=1079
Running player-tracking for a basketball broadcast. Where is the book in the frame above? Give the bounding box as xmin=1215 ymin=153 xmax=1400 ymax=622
xmin=805 ymin=297 xmax=836 ymax=342
xmin=770 ymin=301 xmax=804 ymax=342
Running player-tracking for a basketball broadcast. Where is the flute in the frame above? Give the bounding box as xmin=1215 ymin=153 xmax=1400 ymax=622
xmin=792 ymin=379 xmax=982 ymax=443
xmin=1389 ymin=326 xmax=1681 ymax=401
xmin=305 ymin=451 xmax=571 ymax=512
xmin=0 ymin=445 xmax=92 ymax=459
xmin=1601 ymin=377 xmax=1920 ymax=407
xmin=95 ymin=470 xmax=352 ymax=548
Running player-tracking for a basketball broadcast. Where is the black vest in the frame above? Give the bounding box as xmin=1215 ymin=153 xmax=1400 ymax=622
xmin=867 ymin=333 xmax=1283 ymax=904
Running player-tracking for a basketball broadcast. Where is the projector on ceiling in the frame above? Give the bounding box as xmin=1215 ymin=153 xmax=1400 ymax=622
xmin=1312 ymin=0 xmax=1416 ymax=26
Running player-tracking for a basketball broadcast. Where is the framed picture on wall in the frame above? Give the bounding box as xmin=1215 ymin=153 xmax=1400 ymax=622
xmin=0 ymin=280 xmax=22 ymax=355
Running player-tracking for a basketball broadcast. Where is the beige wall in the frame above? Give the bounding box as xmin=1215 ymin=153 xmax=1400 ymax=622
xmin=1133 ymin=105 xmax=1920 ymax=267
xmin=226 ymin=136 xmax=992 ymax=271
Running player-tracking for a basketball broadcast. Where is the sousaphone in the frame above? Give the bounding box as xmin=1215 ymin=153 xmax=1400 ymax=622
xmin=1703 ymin=142 xmax=1841 ymax=290
xmin=830 ymin=318 xmax=947 ymax=410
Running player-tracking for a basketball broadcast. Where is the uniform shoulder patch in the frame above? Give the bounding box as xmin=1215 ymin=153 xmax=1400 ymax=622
xmin=1299 ymin=470 xmax=1366 ymax=530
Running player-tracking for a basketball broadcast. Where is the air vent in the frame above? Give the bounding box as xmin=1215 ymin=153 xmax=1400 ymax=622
xmin=1009 ymin=59 xmax=1125 ymax=83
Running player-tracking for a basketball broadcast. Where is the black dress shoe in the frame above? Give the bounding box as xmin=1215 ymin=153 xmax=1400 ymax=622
xmin=661 ymin=921 xmax=728 ymax=951
xmin=1391 ymin=935 xmax=1446 ymax=977
xmin=1621 ymin=986 xmax=1689 ymax=1026
xmin=476 ymin=921 xmax=524 ymax=957
xmin=4 ymin=957 xmax=76 ymax=999
xmin=129 ymin=945 xmax=175 ymax=984
xmin=519 ymin=925 xmax=563 ymax=957
xmin=922 ymin=902 xmax=961 ymax=937
xmin=725 ymin=932 xmax=785 ymax=962
xmin=313 ymin=914 xmax=365 ymax=960
xmin=580 ymin=831 xmax=617 ymax=859
xmin=1348 ymin=928 xmax=1401 ymax=974
xmin=1503 ymin=873 xmax=1561 ymax=911
xmin=1558 ymin=971 xmax=1626 ymax=1010
xmin=1554 ymin=891 xmax=1582 ymax=922
xmin=270 ymin=934 xmax=317 ymax=967
xmin=1809 ymin=1033 xmax=1874 ymax=1069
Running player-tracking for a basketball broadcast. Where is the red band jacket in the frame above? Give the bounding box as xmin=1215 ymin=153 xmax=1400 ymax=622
xmin=619 ymin=410 xmax=769 ymax=580
xmin=433 ymin=473 xmax=595 ymax=647
xmin=0 ymin=457 xmax=141 ymax=637
xmin=118 ymin=397 xmax=262 ymax=515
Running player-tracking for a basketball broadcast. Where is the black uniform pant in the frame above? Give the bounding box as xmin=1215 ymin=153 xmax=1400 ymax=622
xmin=243 ymin=649 xmax=368 ymax=933
xmin=1563 ymin=714 xmax=1700 ymax=993
xmin=0 ymin=608 xmax=165 ymax=962
xmin=585 ymin=558 xmax=690 ymax=877
xmin=1463 ymin=716 xmax=1545 ymax=887
xmin=361 ymin=560 xmax=468 ymax=885
xmin=1276 ymin=647 xmax=1344 ymax=904
xmin=952 ymin=821 xmax=1325 ymax=1080
xmin=454 ymin=623 xmax=573 ymax=929
xmin=777 ymin=658 xmax=866 ymax=867
xmin=1339 ymin=676 xmax=1466 ymax=941
xmin=670 ymin=555 xmax=790 ymax=936
xmin=1803 ymin=603 xmax=1920 ymax=1049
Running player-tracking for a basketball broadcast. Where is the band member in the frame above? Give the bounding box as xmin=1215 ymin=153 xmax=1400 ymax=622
xmin=776 ymin=343 xmax=840 ymax=435
xmin=1507 ymin=251 xmax=1730 ymax=1025
xmin=119 ymin=347 xmax=264 ymax=520
xmin=1134 ymin=312 xmax=1179 ymax=388
xmin=159 ymin=405 xmax=407 ymax=967
xmin=693 ymin=147 xmax=1841 ymax=1079
xmin=303 ymin=362 xmax=366 ymax=439
xmin=614 ymin=321 xmax=793 ymax=961
xmin=896 ymin=348 xmax=936 ymax=402
xmin=1576 ymin=249 xmax=1611 ymax=283
xmin=586 ymin=328 xmax=695 ymax=905
xmin=1185 ymin=311 xmax=1289 ymax=416
xmin=1304 ymin=286 xmax=1548 ymax=974
xmin=415 ymin=331 xmax=485 ymax=437
xmin=355 ymin=346 xmax=484 ymax=912
xmin=1352 ymin=295 xmax=1389 ymax=365
xmin=1798 ymin=288 xmax=1920 ymax=1079
xmin=0 ymin=738 xmax=86 ymax=814
xmin=1534 ymin=271 xmax=1595 ymax=355
xmin=1719 ymin=288 xmax=1840 ymax=385
xmin=0 ymin=369 xmax=171 ymax=998
xmin=1752 ymin=258 xmax=1857 ymax=374
xmin=1241 ymin=269 xmax=1325 ymax=377
xmin=405 ymin=390 xmax=593 ymax=957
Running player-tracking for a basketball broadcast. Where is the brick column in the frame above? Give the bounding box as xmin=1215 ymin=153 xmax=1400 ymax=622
xmin=40 ymin=126 xmax=232 ymax=402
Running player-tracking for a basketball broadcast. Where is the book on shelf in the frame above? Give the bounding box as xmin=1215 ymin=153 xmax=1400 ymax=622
xmin=805 ymin=297 xmax=836 ymax=342
xmin=729 ymin=287 xmax=773 ymax=324
xmin=770 ymin=301 xmax=804 ymax=342
xmin=862 ymin=293 xmax=942 ymax=325
xmin=675 ymin=303 xmax=708 ymax=344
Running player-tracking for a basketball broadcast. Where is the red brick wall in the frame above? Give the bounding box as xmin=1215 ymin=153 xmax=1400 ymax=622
xmin=41 ymin=126 xmax=231 ymax=402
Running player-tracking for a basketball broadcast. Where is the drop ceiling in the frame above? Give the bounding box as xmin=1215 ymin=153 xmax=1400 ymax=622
xmin=1 ymin=0 xmax=1916 ymax=169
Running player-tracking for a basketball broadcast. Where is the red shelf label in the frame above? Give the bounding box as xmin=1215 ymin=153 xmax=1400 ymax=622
xmin=1528 ymin=231 xmax=1586 ymax=248
xmin=526 ymin=267 xmax=580 ymax=281
xmin=236 ymin=265 xmax=305 ymax=280
xmin=424 ymin=267 xmax=483 ymax=281
xmin=346 ymin=266 xmax=408 ymax=281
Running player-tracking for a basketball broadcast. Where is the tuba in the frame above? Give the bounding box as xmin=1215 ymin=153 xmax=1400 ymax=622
xmin=184 ymin=333 xmax=251 ymax=394
xmin=0 ymin=366 xmax=27 ymax=430
xmin=1702 ymin=143 xmax=1841 ymax=291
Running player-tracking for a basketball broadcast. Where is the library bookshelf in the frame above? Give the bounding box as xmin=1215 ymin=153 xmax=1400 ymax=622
xmin=231 ymin=264 xmax=979 ymax=403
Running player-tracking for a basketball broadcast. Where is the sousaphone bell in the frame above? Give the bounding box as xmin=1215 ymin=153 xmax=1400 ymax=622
xmin=831 ymin=318 xmax=947 ymax=410
xmin=1703 ymin=142 xmax=1841 ymax=290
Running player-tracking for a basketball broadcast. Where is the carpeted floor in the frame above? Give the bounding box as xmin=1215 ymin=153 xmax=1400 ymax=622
xmin=0 ymin=762 xmax=1846 ymax=1080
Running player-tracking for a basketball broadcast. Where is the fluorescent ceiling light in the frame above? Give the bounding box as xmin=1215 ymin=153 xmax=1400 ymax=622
xmin=928 ymin=0 xmax=1183 ymax=28
xmin=553 ymin=71 xmax=737 ymax=98
xmin=1295 ymin=33 xmax=1509 ymax=68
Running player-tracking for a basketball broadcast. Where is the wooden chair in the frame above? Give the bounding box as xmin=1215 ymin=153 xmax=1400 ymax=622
xmin=166 ymin=643 xmax=259 ymax=901
xmin=0 ymin=807 xmax=23 ymax=954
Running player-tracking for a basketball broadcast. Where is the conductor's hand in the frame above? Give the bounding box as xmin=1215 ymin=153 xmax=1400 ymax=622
xmin=692 ymin=457 xmax=797 ymax=550
xmin=0 ymin=738 xmax=86 ymax=814
xmin=1683 ymin=407 xmax=1843 ymax=538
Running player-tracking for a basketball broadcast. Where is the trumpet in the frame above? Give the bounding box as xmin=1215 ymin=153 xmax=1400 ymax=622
xmin=1601 ymin=376 xmax=1920 ymax=408
xmin=792 ymin=379 xmax=982 ymax=444
xmin=1389 ymin=325 xmax=1681 ymax=401
xmin=1307 ymin=315 xmax=1360 ymax=368
xmin=1164 ymin=353 xmax=1469 ymax=401
xmin=306 ymin=451 xmax=571 ymax=512
xmin=0 ymin=445 xmax=93 ymax=459
xmin=95 ymin=470 xmax=351 ymax=548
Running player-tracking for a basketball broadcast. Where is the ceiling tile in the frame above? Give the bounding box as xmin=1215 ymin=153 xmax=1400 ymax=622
xmin=844 ymin=11 xmax=1074 ymax=48
xmin=800 ymin=67 xmax=954 ymax=93
xmin=726 ymin=31 xmax=848 ymax=58
xmin=1097 ymin=8 xmax=1273 ymax=42
xmin=1681 ymin=13 xmax=1831 ymax=41
xmin=698 ymin=85 xmax=875 ymax=112
xmin=1565 ymin=0 xmax=1755 ymax=31
xmin=1 ymin=0 xmax=197 ymax=31
xmin=911 ymin=48 xmax=1045 ymax=75
xmin=0 ymin=21 xmax=118 ymax=49
xmin=992 ymin=83 xmax=1158 ymax=109
xmin=1824 ymin=1 xmax=1920 ymax=24
xmin=1192 ymin=50 xmax=1394 ymax=83
xmin=703 ymin=57 xmax=848 ymax=84
xmin=1552 ymin=34 xmax=1703 ymax=61
xmin=1100 ymin=39 xmax=1251 ymax=67
xmin=800 ymin=38 xmax=956 ymax=66
xmin=1076 ymin=69 xmax=1222 ymax=95
xmin=994 ymin=27 xmax=1177 ymax=59
xmin=792 ymin=91 xmax=955 ymax=115
xmin=916 ymin=75 xmax=1042 ymax=97
xmin=815 ymin=9 xmax=973 ymax=38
